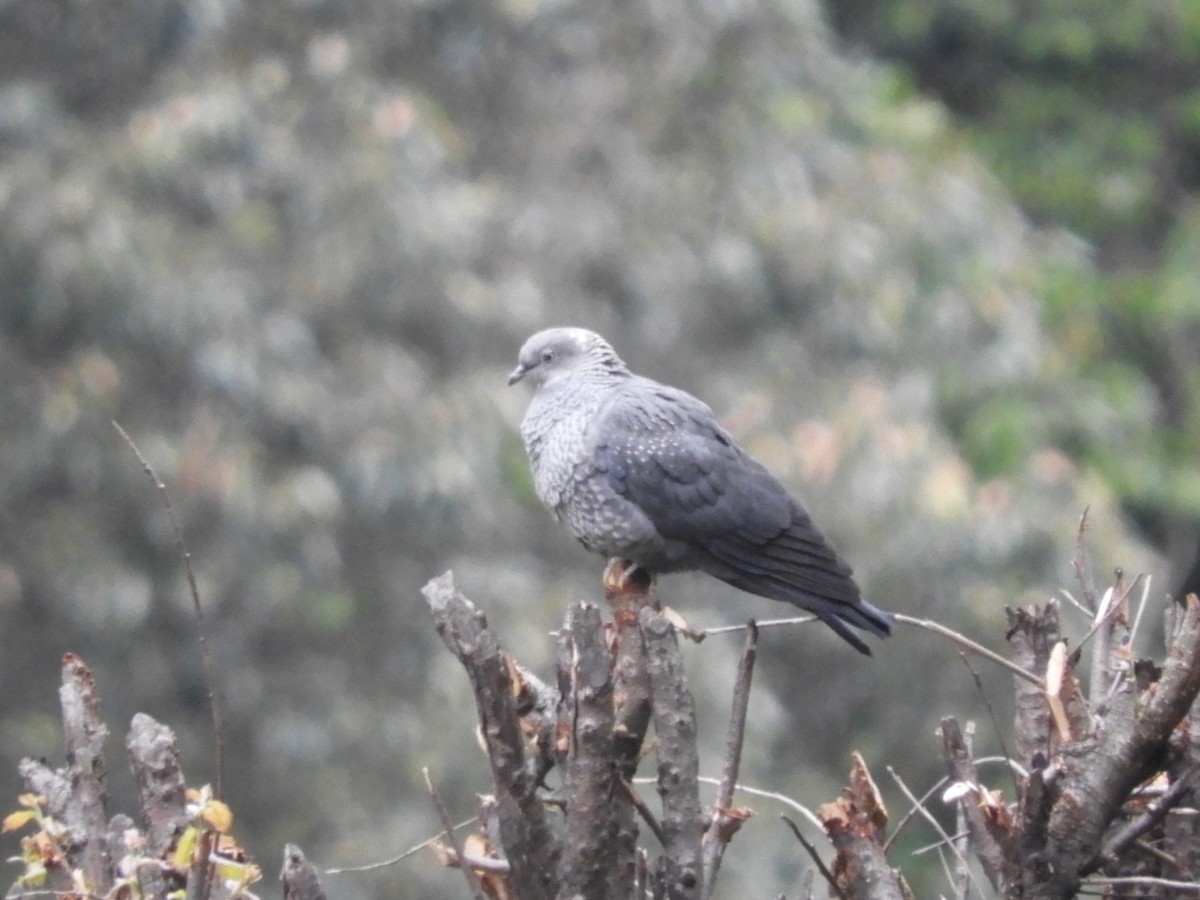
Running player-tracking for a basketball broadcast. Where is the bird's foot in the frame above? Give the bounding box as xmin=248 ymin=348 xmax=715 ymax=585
xmin=603 ymin=558 xmax=652 ymax=596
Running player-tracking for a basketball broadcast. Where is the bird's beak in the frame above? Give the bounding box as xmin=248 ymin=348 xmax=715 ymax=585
xmin=507 ymin=363 xmax=529 ymax=386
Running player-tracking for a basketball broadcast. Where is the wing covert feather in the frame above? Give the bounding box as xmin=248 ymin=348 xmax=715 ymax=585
xmin=590 ymin=380 xmax=792 ymax=542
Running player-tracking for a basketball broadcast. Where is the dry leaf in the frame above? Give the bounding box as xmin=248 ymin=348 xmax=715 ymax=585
xmin=202 ymin=799 xmax=234 ymax=833
xmin=2 ymin=809 xmax=37 ymax=833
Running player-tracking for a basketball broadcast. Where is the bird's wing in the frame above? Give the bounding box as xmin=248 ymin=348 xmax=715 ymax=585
xmin=590 ymin=379 xmax=794 ymax=545
xmin=590 ymin=378 xmax=888 ymax=653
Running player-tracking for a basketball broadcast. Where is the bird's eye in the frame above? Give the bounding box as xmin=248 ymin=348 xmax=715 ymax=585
xmin=541 ymin=349 xmax=556 ymax=364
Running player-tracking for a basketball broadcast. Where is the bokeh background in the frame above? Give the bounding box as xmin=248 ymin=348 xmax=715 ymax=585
xmin=2 ymin=0 xmax=1197 ymax=897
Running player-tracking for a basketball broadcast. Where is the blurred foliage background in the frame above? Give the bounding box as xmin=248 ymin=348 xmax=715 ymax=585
xmin=826 ymin=0 xmax=1200 ymax=596
xmin=0 ymin=0 xmax=1192 ymax=898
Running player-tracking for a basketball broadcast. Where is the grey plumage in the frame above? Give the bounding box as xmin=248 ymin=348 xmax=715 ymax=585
xmin=508 ymin=326 xmax=893 ymax=654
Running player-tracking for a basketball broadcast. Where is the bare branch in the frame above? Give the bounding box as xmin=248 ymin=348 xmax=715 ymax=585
xmin=1071 ymin=507 xmax=1099 ymax=613
xmin=950 ymin=722 xmax=973 ymax=900
xmin=1079 ymin=574 xmax=1143 ymax=681
xmin=113 ymin=420 xmax=225 ymax=798
xmin=958 ymin=655 xmax=1021 ymax=799
xmin=939 ymin=717 xmax=1015 ymax=893
xmin=781 ymin=814 xmax=847 ymax=900
xmin=423 ymin=767 xmax=487 ymax=900
xmin=607 ymin=567 xmax=656 ymax=898
xmin=609 ymin=577 xmax=654 ymax=779
xmin=894 ymin=613 xmax=1045 ymax=688
xmin=886 ymin=764 xmax=973 ymax=895
xmin=421 ymin=571 xmax=559 ymax=900
xmin=1006 ymin=602 xmax=1063 ymax=766
xmin=1086 ymin=765 xmax=1200 ymax=875
xmin=1081 ymin=875 xmax=1200 ymax=894
xmin=1033 ymin=594 xmax=1200 ymax=896
xmin=699 ymin=615 xmax=817 ymax=636
xmin=16 ymin=657 xmax=114 ymax=896
xmin=641 ymin=603 xmax=704 ymax=899
xmin=126 ymin=713 xmax=189 ymax=858
xmin=323 ymin=817 xmax=477 ymax=874
xmin=437 ymin=848 xmax=513 ymax=874
xmin=701 ymin=620 xmax=758 ymax=899
xmin=556 ymin=602 xmax=619 ymax=898
xmin=691 ymin=776 xmax=824 ymax=832
xmin=620 ymin=775 xmax=667 ymax=847
xmin=58 ymin=654 xmax=112 ymax=894
xmin=818 ymin=754 xmax=912 ymax=899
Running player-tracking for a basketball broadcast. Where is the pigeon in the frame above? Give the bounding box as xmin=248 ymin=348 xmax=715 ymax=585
xmin=508 ymin=326 xmax=893 ymax=654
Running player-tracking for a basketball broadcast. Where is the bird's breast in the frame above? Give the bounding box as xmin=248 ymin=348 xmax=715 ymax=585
xmin=522 ymin=404 xmax=593 ymax=511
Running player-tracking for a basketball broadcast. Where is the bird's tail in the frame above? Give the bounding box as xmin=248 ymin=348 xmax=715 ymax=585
xmin=812 ymin=598 xmax=893 ymax=656
xmin=704 ymin=529 xmax=893 ymax=655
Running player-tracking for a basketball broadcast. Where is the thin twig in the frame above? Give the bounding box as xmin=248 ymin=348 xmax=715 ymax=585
xmin=701 ymin=620 xmax=758 ymax=899
xmin=635 ymin=774 xmax=827 ymax=832
xmin=1057 ymin=588 xmax=1092 ymax=619
xmin=1085 ymin=765 xmax=1200 ymax=875
xmin=715 ymin=622 xmax=759 ymax=810
xmin=780 ymin=814 xmax=847 ymax=900
xmin=911 ymin=830 xmax=971 ymax=856
xmin=700 ymin=615 xmax=816 ymax=637
xmin=620 ymin=775 xmax=667 ymax=847
xmin=437 ymin=849 xmax=512 ymax=874
xmin=933 ymin=845 xmax=959 ymax=897
xmin=694 ymin=776 xmax=825 ymax=831
xmin=958 ymin=655 xmax=1020 ymax=799
xmin=1072 ymin=506 xmax=1099 ymax=613
xmin=885 ymin=772 xmax=946 ymax=852
xmin=886 ymin=765 xmax=982 ymax=898
xmin=113 ymin=420 xmax=225 ymax=798
xmin=324 ymin=817 xmax=477 ymax=874
xmin=1128 ymin=574 xmax=1152 ymax=653
xmin=1132 ymin=837 xmax=1186 ymax=870
xmin=1081 ymin=875 xmax=1200 ymax=894
xmin=951 ymin=722 xmax=974 ymax=900
xmin=894 ymin=613 xmax=1045 ymax=688
xmin=1078 ymin=573 xmax=1143 ymax=656
xmin=884 ymin=756 xmax=1025 ymax=851
xmin=423 ymin=767 xmax=487 ymax=900
xmin=1088 ymin=584 xmax=1117 ymax=705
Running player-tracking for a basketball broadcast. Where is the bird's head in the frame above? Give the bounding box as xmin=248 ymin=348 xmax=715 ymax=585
xmin=508 ymin=327 xmax=629 ymax=389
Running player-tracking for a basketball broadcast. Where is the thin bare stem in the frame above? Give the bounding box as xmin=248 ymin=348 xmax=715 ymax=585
xmin=886 ymin=765 xmax=982 ymax=898
xmin=958 ymin=655 xmax=1020 ymax=798
xmin=951 ymin=722 xmax=974 ymax=900
xmin=423 ymin=767 xmax=487 ymax=900
xmin=700 ymin=615 xmax=816 ymax=636
xmin=437 ymin=849 xmax=512 ymax=874
xmin=780 ymin=815 xmax=848 ymax=900
xmin=695 ymin=777 xmax=825 ymax=831
xmin=1072 ymin=506 xmax=1099 ymax=613
xmin=894 ymin=613 xmax=1045 ymax=688
xmin=1128 ymin=574 xmax=1152 ymax=652
xmin=1057 ymin=588 xmax=1092 ymax=619
xmin=885 ymin=756 xmax=1025 ymax=852
xmin=619 ymin=775 xmax=667 ymax=847
xmin=911 ymin=830 xmax=971 ymax=857
xmin=1085 ymin=765 xmax=1200 ymax=875
xmin=1077 ymin=573 xmax=1143 ymax=655
xmin=701 ymin=620 xmax=758 ymax=899
xmin=1081 ymin=875 xmax=1200 ymax=894
xmin=324 ymin=817 xmax=477 ymax=874
xmin=113 ymin=420 xmax=225 ymax=798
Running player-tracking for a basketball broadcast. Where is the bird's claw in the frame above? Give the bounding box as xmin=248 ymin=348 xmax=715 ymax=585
xmin=603 ymin=558 xmax=649 ymax=595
